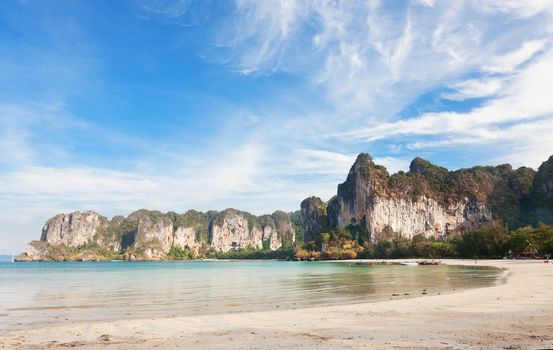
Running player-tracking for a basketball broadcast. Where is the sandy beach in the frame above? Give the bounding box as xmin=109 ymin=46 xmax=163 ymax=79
xmin=1 ymin=259 xmax=552 ymax=350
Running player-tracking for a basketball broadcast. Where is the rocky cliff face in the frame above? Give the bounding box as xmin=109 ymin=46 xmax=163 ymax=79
xmin=326 ymin=153 xmax=494 ymax=240
xmin=40 ymin=211 xmax=109 ymax=247
xmin=207 ymin=209 xmax=296 ymax=253
xmin=18 ymin=208 xmax=296 ymax=261
xmin=173 ymin=226 xmax=199 ymax=253
xmin=271 ymin=211 xmax=295 ymax=248
xmin=210 ymin=209 xmax=263 ymax=252
xmin=533 ymin=155 xmax=553 ymax=224
xmin=17 ymin=241 xmax=51 ymax=262
xmin=300 ymin=197 xmax=328 ymax=242
xmin=306 ymin=153 xmax=551 ymax=242
xmin=126 ymin=210 xmax=174 ymax=260
xmin=365 ymin=196 xmax=491 ymax=241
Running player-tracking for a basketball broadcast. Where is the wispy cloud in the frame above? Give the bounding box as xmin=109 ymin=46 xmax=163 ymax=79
xmin=484 ymin=39 xmax=547 ymax=73
xmin=442 ymin=77 xmax=504 ymax=101
xmin=0 ymin=103 xmax=91 ymax=168
xmin=335 ymin=47 xmax=553 ymax=167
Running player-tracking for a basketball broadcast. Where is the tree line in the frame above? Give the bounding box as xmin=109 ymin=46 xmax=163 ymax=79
xmin=293 ymin=222 xmax=553 ymax=260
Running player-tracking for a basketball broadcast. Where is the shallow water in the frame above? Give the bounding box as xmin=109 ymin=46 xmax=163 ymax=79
xmin=0 ymin=261 xmax=500 ymax=330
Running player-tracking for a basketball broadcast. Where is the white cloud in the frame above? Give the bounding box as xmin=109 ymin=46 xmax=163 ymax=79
xmin=0 ymin=141 xmax=266 ymax=208
xmin=293 ymin=149 xmax=355 ymax=175
xmin=484 ymin=39 xmax=547 ymax=74
xmin=0 ymin=103 xmax=90 ymax=167
xmin=493 ymin=121 xmax=553 ymax=168
xmin=476 ymin=0 xmax=553 ymax=18
xmin=336 ymin=47 xmax=553 ymax=167
xmin=206 ymin=0 xmax=553 ymax=120
xmin=373 ymin=156 xmax=410 ymax=174
xmin=418 ymin=0 xmax=436 ymax=7
xmin=443 ymin=77 xmax=504 ymax=100
xmin=219 ymin=0 xmax=309 ymax=74
xmin=139 ymin=0 xmax=192 ymax=18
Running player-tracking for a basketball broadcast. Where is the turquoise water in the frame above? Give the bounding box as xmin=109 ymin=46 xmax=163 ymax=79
xmin=0 ymin=261 xmax=500 ymax=330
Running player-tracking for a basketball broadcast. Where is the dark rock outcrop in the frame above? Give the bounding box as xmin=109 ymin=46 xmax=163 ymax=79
xmin=300 ymin=196 xmax=328 ymax=242
xmin=533 ymin=155 xmax=553 ymax=224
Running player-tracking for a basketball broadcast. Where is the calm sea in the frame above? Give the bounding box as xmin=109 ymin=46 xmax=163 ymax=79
xmin=0 ymin=261 xmax=500 ymax=330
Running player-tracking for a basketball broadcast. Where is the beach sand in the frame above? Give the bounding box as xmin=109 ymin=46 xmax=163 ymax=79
xmin=1 ymin=259 xmax=552 ymax=349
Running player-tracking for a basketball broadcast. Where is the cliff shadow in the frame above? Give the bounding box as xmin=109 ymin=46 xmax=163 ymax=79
xmin=120 ymin=229 xmax=137 ymax=251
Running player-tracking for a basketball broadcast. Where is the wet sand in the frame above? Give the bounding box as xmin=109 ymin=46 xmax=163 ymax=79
xmin=1 ymin=259 xmax=552 ymax=349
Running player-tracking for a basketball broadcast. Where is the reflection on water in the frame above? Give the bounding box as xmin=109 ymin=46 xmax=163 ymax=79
xmin=0 ymin=261 xmax=500 ymax=329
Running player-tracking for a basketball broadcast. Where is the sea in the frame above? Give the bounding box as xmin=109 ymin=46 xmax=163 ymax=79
xmin=0 ymin=260 xmax=501 ymax=330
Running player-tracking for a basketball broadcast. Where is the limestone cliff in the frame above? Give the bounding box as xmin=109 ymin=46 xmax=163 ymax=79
xmin=126 ymin=210 xmax=174 ymax=260
xmin=210 ymin=209 xmax=260 ymax=252
xmin=306 ymin=153 xmax=551 ymax=242
xmin=209 ymin=209 xmax=295 ymax=252
xmin=325 ymin=154 xmax=494 ymax=241
xmin=40 ymin=211 xmax=110 ymax=247
xmin=271 ymin=211 xmax=295 ymax=249
xmin=18 ymin=208 xmax=296 ymax=261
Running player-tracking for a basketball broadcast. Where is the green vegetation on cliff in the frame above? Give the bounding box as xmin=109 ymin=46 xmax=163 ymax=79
xmin=167 ymin=246 xmax=196 ymax=260
xmin=207 ymin=246 xmax=294 ymax=260
xmin=290 ymin=210 xmax=305 ymax=243
xmin=169 ymin=210 xmax=210 ymax=242
xmin=300 ymin=196 xmax=328 ymax=241
xmin=532 ymin=155 xmax=553 ymax=224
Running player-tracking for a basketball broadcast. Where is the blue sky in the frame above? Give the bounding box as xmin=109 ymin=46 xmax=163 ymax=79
xmin=1 ymin=0 xmax=553 ymax=253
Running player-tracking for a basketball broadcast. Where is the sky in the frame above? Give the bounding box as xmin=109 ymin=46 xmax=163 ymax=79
xmin=1 ymin=0 xmax=553 ymax=254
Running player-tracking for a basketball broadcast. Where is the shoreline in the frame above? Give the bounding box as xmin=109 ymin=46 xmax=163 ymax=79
xmin=1 ymin=259 xmax=552 ymax=349
xmin=11 ymin=256 xmax=547 ymax=263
